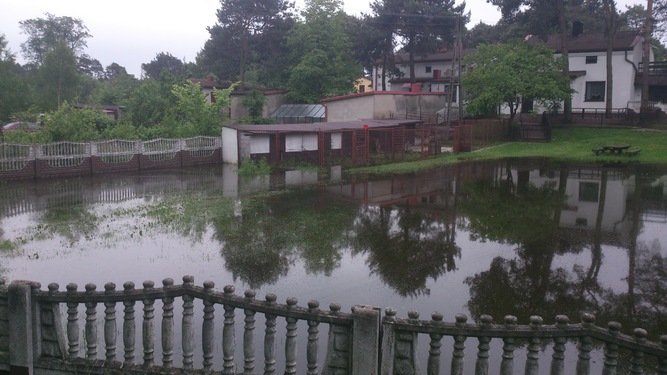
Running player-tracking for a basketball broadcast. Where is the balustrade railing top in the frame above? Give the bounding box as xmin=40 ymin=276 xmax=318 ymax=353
xmin=1 ymin=277 xmax=667 ymax=375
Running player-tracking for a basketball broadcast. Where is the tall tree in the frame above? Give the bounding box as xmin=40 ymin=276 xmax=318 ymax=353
xmin=286 ymin=0 xmax=360 ymax=103
xmin=380 ymin=0 xmax=466 ymax=84
xmin=212 ymin=0 xmax=294 ymax=85
xmin=141 ymin=52 xmax=186 ymax=80
xmin=602 ymin=0 xmax=619 ymax=117
xmin=0 ymin=35 xmax=31 ymax=122
xmin=37 ymin=41 xmax=79 ymax=109
xmin=19 ymin=13 xmax=91 ymax=66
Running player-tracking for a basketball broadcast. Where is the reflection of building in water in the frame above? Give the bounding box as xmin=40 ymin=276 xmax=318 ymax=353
xmin=499 ymin=166 xmax=667 ymax=246
xmin=502 ymin=166 xmax=633 ymax=230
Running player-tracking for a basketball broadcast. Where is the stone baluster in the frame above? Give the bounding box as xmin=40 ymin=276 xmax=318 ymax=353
xmin=104 ymin=282 xmax=117 ymax=362
xmin=307 ymin=300 xmax=320 ymax=375
xmin=182 ymin=275 xmax=195 ymax=369
xmin=428 ymin=312 xmax=444 ymax=375
xmin=603 ymin=321 xmax=621 ymax=375
xmin=631 ymin=328 xmax=648 ymax=375
xmin=475 ymin=314 xmax=493 ymax=375
xmin=202 ymin=281 xmax=215 ymax=371
xmin=451 ymin=314 xmax=468 ymax=375
xmin=550 ymin=315 xmax=569 ymax=375
xmin=264 ymin=293 xmax=278 ymax=375
xmin=525 ymin=315 xmax=543 ymax=375
xmin=66 ymin=283 xmax=79 ymax=358
xmin=223 ymin=285 xmax=236 ymax=375
xmin=577 ymin=313 xmax=595 ymax=375
xmin=123 ymin=281 xmax=136 ymax=364
xmin=244 ymin=290 xmax=257 ymax=375
xmin=85 ymin=283 xmax=98 ymax=359
xmin=501 ymin=315 xmax=517 ymax=375
xmin=161 ymin=278 xmax=174 ymax=367
xmin=285 ymin=297 xmax=298 ymax=375
xmin=659 ymin=335 xmax=667 ymax=375
xmin=142 ymin=280 xmax=155 ymax=367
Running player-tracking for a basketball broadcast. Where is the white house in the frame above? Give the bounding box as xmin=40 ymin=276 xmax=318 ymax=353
xmin=542 ymin=30 xmax=654 ymax=112
xmin=373 ymin=30 xmax=666 ymax=114
xmin=371 ymin=49 xmax=469 ymax=104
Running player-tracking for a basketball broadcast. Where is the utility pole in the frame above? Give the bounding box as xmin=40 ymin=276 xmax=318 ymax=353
xmin=445 ymin=14 xmax=461 ymax=127
xmin=641 ymin=0 xmax=654 ymax=115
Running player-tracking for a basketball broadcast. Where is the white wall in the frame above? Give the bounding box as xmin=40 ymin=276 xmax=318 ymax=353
xmin=326 ymin=95 xmax=375 ymax=122
xmin=568 ymin=51 xmax=637 ymax=109
xmin=221 ymin=127 xmax=238 ymax=164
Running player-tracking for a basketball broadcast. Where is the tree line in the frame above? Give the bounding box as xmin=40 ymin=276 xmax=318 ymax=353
xmin=1 ymin=0 xmax=665 ymax=143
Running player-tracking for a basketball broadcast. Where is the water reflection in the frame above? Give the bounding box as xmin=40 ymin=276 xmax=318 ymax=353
xmin=0 ymin=161 xmax=666 ymax=332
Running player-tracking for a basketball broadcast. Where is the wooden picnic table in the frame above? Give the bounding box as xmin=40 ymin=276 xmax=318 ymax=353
xmin=593 ymin=144 xmax=639 ymax=156
xmin=603 ymin=144 xmax=630 ymax=154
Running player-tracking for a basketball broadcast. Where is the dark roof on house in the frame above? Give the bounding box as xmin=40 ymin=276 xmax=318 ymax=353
xmin=544 ymin=31 xmax=640 ymax=53
xmin=271 ymin=104 xmax=325 ymax=119
xmin=225 ymin=119 xmax=422 ymax=134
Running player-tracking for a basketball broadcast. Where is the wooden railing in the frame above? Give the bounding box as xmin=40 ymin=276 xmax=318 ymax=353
xmin=1 ymin=277 xmax=666 ymax=374
xmin=638 ymin=61 xmax=667 ymax=75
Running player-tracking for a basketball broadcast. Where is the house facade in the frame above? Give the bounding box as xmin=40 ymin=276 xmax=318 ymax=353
xmin=373 ymin=31 xmax=665 ymax=114
xmin=371 ymin=49 xmax=467 ymax=105
xmin=542 ymin=31 xmax=652 ymax=112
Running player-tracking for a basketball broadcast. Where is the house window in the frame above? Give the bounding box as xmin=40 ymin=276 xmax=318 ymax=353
xmin=584 ymin=81 xmax=605 ymax=102
xmin=425 ymin=66 xmax=432 ymax=73
xmin=585 ymin=56 xmax=598 ymax=64
xmin=579 ymin=182 xmax=600 ymax=202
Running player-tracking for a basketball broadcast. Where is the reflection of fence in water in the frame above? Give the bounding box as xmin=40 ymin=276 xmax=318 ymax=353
xmin=0 ymin=170 xmax=226 ymax=218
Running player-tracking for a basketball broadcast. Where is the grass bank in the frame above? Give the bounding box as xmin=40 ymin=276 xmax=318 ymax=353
xmin=350 ymin=127 xmax=667 ymax=175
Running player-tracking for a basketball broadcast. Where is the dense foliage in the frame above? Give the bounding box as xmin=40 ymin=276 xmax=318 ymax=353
xmin=0 ymin=3 xmax=664 ymax=142
xmin=463 ymin=42 xmax=570 ymax=123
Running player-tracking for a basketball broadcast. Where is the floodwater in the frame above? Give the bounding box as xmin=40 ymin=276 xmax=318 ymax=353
xmin=1 ymin=159 xmax=666 ymax=371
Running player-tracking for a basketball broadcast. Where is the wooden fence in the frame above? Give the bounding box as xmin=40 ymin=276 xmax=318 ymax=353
xmin=1 ymin=277 xmax=666 ymax=375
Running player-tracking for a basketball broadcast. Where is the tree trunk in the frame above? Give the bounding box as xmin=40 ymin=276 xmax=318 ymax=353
xmin=604 ymin=0 xmax=617 ymax=118
xmin=641 ymin=0 xmax=654 ymax=115
xmin=557 ymin=1 xmax=572 ymax=123
xmin=240 ymin=32 xmax=248 ymax=86
xmin=408 ymin=35 xmax=416 ymax=85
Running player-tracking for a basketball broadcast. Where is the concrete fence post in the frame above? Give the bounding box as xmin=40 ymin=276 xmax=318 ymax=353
xmin=8 ymin=281 xmax=35 ymax=375
xmin=351 ymin=305 xmax=380 ymax=375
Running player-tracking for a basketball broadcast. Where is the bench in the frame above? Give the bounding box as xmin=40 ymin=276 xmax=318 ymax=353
xmin=626 ymin=148 xmax=641 ymax=156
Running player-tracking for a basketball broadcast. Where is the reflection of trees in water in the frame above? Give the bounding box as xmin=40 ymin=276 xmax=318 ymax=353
xmin=213 ymin=190 xmax=357 ymax=289
xmin=461 ymin=165 xmax=590 ymax=321
xmin=349 ymin=205 xmax=461 ymax=297
xmin=462 ymin=164 xmax=667 ymax=336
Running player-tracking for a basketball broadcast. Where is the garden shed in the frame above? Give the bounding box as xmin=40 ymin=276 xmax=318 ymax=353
xmin=222 ymin=119 xmax=422 ymax=166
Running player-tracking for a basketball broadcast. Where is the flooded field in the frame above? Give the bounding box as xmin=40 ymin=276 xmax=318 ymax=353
xmin=2 ymin=161 xmax=666 ymax=331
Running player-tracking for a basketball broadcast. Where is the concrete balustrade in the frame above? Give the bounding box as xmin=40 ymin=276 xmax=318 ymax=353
xmin=1 ymin=277 xmax=667 ymax=374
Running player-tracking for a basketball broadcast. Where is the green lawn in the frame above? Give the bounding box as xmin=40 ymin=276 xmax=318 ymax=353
xmin=350 ymin=127 xmax=667 ymax=175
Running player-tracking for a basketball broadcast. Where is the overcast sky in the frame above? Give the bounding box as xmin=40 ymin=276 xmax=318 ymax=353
xmin=0 ymin=0 xmax=647 ymax=77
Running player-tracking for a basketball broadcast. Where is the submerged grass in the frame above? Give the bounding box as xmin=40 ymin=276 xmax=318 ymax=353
xmin=350 ymin=127 xmax=667 ymax=175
